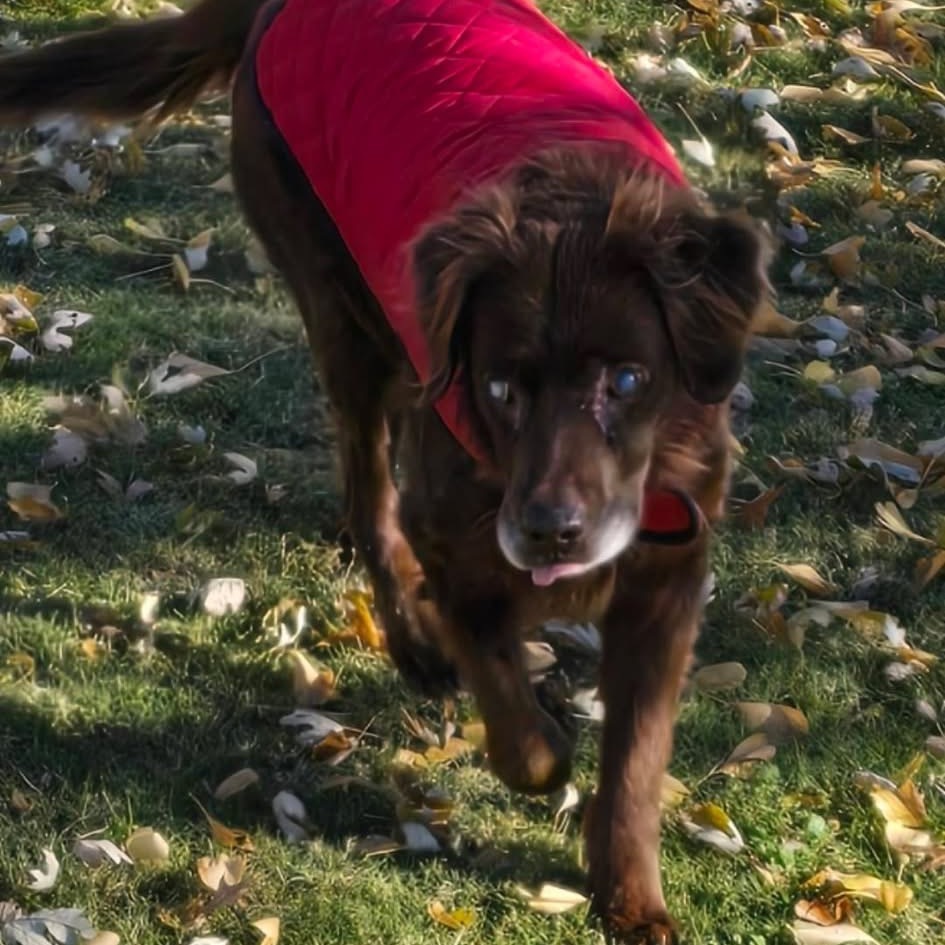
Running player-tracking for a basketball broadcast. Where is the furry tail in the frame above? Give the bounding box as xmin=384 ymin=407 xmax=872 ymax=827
xmin=0 ymin=0 xmax=268 ymax=126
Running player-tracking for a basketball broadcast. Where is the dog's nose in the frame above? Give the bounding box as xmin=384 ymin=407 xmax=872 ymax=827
xmin=521 ymin=501 xmax=585 ymax=549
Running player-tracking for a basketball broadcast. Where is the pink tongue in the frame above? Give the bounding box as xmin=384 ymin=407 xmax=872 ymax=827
xmin=531 ymin=563 xmax=588 ymax=587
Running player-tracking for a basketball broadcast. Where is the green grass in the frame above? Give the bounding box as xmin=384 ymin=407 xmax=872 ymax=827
xmin=2 ymin=1 xmax=945 ymax=943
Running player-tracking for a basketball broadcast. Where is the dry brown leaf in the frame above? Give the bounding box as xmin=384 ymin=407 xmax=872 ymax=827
xmin=719 ymin=732 xmax=778 ymax=776
xmin=735 ymin=702 xmax=810 ymax=743
xmin=287 ymin=649 xmax=338 ymax=706
xmin=205 ymin=812 xmax=255 ymax=851
xmin=905 ymin=220 xmax=945 ymax=253
xmin=196 ymin=853 xmax=245 ymax=892
xmin=734 ymin=486 xmax=784 ymax=530
xmin=822 ymin=236 xmax=866 ymax=280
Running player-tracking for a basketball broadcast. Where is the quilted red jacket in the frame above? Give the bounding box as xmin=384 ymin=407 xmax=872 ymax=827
xmin=255 ymin=0 xmax=697 ymax=541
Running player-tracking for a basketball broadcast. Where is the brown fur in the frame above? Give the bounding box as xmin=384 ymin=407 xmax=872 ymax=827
xmin=0 ymin=3 xmax=772 ymax=941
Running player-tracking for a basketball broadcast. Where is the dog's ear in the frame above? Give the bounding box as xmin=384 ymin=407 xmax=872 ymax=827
xmin=608 ymin=183 xmax=772 ymax=404
xmin=412 ymin=189 xmax=519 ymax=401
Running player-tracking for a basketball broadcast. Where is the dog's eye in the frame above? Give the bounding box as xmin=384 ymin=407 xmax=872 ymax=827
xmin=487 ymin=378 xmax=513 ymax=404
xmin=610 ymin=365 xmax=646 ymax=399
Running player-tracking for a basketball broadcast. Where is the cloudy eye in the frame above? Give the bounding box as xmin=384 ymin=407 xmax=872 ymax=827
xmin=609 ymin=365 xmax=646 ymax=400
xmin=487 ymin=378 xmax=512 ymax=404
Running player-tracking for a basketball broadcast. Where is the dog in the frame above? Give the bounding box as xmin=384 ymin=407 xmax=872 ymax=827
xmin=0 ymin=1 xmax=771 ymax=940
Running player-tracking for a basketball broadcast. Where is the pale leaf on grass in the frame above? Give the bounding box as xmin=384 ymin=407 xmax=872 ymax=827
xmin=184 ymin=229 xmax=214 ymax=272
xmin=754 ymin=111 xmax=798 ymax=154
xmin=222 ymin=452 xmax=257 ymax=486
xmin=171 ymin=253 xmax=191 ymax=291
xmin=287 ymin=650 xmax=337 ymax=706
xmin=552 ymin=783 xmax=580 ymax=829
xmin=680 ymin=803 xmax=745 ymax=855
xmin=200 ymin=578 xmax=247 ymax=617
xmin=4 ymin=908 xmax=97 ymax=945
xmin=272 ymin=791 xmax=310 ymax=843
xmin=72 ymin=838 xmax=132 ymax=868
xmin=661 ymin=774 xmax=690 ymax=811
xmin=125 ymin=826 xmax=169 ymax=864
xmin=61 ymin=160 xmax=92 ymax=195
xmin=777 ymin=563 xmax=835 ymax=596
xmin=123 ymin=217 xmax=166 ymax=241
xmin=88 ymin=933 xmax=120 ymax=945
xmin=42 ymin=428 xmax=87 ymax=471
xmin=147 ymin=352 xmax=230 ymax=396
xmin=682 ymin=136 xmax=715 ymax=168
xmin=40 ymin=310 xmax=94 ymax=353
xmin=0 ymin=336 xmax=35 ymax=363
xmin=926 ymin=736 xmax=945 ymax=758
xmin=279 ymin=709 xmax=343 ymax=747
xmin=25 ymin=849 xmax=59 ymax=892
xmin=6 ymin=483 xmax=63 ymax=523
xmin=692 ymin=661 xmax=747 ymax=693
xmin=791 ymin=921 xmax=878 ymax=944
xmin=213 ymin=768 xmax=260 ymax=801
xmin=187 ymin=938 xmax=229 ymax=945
xmin=196 ymin=853 xmax=245 ymax=892
xmin=515 ymin=882 xmax=588 ymax=915
xmin=251 ymin=917 xmax=280 ymax=945
xmin=399 ymin=821 xmax=441 ymax=854
xmin=719 ymin=732 xmax=778 ymax=776
xmin=875 ymin=502 xmax=934 ymax=545
xmin=735 ymin=702 xmax=809 ymax=743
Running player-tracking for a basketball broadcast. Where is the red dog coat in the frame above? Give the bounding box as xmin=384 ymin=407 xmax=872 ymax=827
xmin=255 ymin=0 xmax=699 ymax=543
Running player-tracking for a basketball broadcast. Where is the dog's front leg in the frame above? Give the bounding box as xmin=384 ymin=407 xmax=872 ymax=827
xmin=585 ymin=546 xmax=708 ymax=945
xmin=430 ymin=594 xmax=574 ymax=795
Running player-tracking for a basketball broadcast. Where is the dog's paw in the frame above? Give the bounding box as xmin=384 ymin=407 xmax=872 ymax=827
xmin=609 ymin=915 xmax=679 ymax=945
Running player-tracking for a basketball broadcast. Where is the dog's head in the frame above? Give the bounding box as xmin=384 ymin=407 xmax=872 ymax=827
xmin=413 ymin=150 xmax=770 ymax=585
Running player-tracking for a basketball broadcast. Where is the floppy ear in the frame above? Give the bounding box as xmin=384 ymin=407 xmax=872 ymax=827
xmin=606 ymin=179 xmax=772 ymax=404
xmin=652 ymin=209 xmax=771 ymax=403
xmin=412 ymin=190 xmax=519 ymax=402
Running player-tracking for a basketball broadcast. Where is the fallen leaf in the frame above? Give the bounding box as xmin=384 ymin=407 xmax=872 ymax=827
xmin=200 ymin=577 xmax=247 ymax=617
xmin=222 ymin=452 xmax=257 ymax=486
xmin=196 ymin=853 xmax=245 ymax=892
xmin=778 ymin=563 xmax=835 ymax=596
xmin=875 ymin=502 xmax=934 ymax=544
xmin=171 ymin=253 xmax=191 ymax=291
xmin=514 ymin=882 xmax=588 ymax=915
xmin=692 ymin=662 xmax=747 ymax=692
xmin=72 ymin=838 xmax=132 ymax=868
xmin=204 ymin=811 xmax=254 ymax=851
xmin=213 ymin=768 xmax=260 ymax=801
xmin=428 ymin=901 xmax=475 ymax=930
xmin=719 ymin=732 xmax=778 ymax=776
xmin=680 ymin=803 xmax=745 ymax=854
xmin=25 ymin=849 xmax=59 ymax=891
xmin=735 ymin=702 xmax=810 ymax=743
xmin=147 ymin=352 xmax=230 ymax=396
xmin=791 ymin=920 xmax=878 ymax=944
xmin=251 ymin=917 xmax=280 ymax=945
xmin=6 ymin=483 xmax=64 ymax=522
xmin=287 ymin=649 xmax=337 ymax=706
xmin=399 ymin=820 xmax=441 ymax=853
xmin=125 ymin=826 xmax=170 ymax=864
xmin=185 ymin=229 xmax=214 ymax=272
xmin=272 ymin=790 xmax=310 ymax=843
xmin=42 ymin=427 xmax=88 ymax=471
xmin=803 ymin=868 xmax=912 ymax=914
xmin=822 ymin=236 xmax=866 ymax=280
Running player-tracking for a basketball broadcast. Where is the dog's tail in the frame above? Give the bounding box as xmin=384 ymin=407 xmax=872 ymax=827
xmin=0 ymin=0 xmax=268 ymax=126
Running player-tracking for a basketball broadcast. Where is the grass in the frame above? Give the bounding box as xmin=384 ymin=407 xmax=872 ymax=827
xmin=1 ymin=1 xmax=944 ymax=943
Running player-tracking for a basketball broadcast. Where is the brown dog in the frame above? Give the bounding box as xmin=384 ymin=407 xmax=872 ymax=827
xmin=0 ymin=1 xmax=771 ymax=940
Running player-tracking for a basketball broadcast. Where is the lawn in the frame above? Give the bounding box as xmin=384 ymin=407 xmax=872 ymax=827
xmin=1 ymin=1 xmax=944 ymax=944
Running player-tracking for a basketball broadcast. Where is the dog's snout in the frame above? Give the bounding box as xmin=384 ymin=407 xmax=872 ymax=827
xmin=521 ymin=500 xmax=585 ymax=549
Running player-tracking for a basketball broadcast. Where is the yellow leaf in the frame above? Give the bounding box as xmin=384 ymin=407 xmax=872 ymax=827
xmin=751 ymin=299 xmax=802 ymax=337
xmin=870 ymin=785 xmax=925 ymax=829
xmin=171 ymin=253 xmax=191 ymax=291
xmin=836 ymin=365 xmax=881 ymax=396
xmin=803 ymin=361 xmax=836 ymax=385
xmin=205 ymin=812 xmax=255 ymax=850
xmin=804 ymin=868 xmax=913 ymax=914
xmin=13 ymin=284 xmax=43 ymax=311
xmin=6 ymin=651 xmax=36 ymax=681
xmin=124 ymin=217 xmax=167 ymax=241
xmin=10 ymin=788 xmax=33 ymax=813
xmin=427 ymin=900 xmax=475 ymax=930
xmin=344 ymin=589 xmax=382 ymax=649
xmin=777 ymin=563 xmax=835 ymax=596
xmin=6 ymin=482 xmax=64 ymax=522
xmin=125 ymin=826 xmax=170 ymax=864
xmin=661 ymin=773 xmax=690 ymax=811
xmin=874 ymin=114 xmax=913 ymax=140
xmin=252 ymin=917 xmax=281 ymax=945
xmin=78 ymin=638 xmax=105 ymax=661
